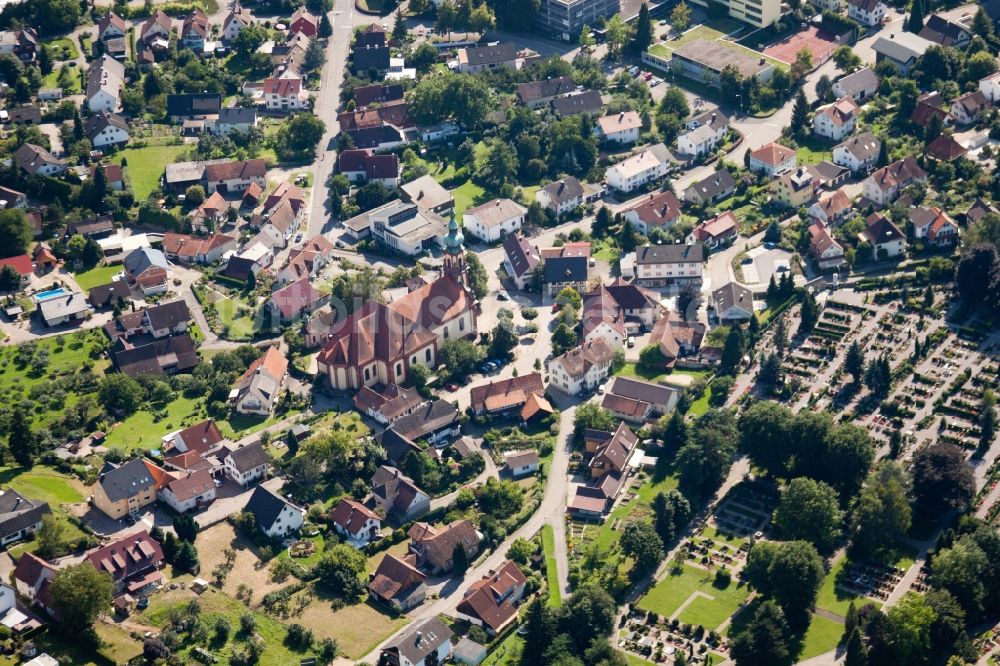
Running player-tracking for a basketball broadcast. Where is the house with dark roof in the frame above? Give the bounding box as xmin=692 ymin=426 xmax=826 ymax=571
xmin=548 ymin=339 xmax=616 ymax=396
xmin=535 ymin=176 xmax=585 ymax=216
xmin=602 ymin=376 xmax=680 ymax=424
xmin=0 ymin=489 xmax=49 ymax=546
xmin=457 ymin=42 xmax=518 ymax=73
xmin=123 ymin=247 xmax=170 ymax=295
xmin=222 ymin=442 xmax=269 ymax=487
xmin=860 ymin=214 xmax=906 ymax=259
xmin=684 ymin=169 xmax=737 ymax=206
xmin=85 ymin=111 xmax=129 ymax=149
xmin=586 ymin=422 xmax=638 ymax=481
xmin=543 ymin=254 xmax=589 ymax=297
xmin=353 ymin=44 xmax=391 ymax=73
xmin=109 ymin=334 xmax=198 ymax=378
xmin=926 ymin=133 xmax=967 ymax=162
xmin=13 ymin=552 xmax=56 ymax=616
xmin=634 ymin=243 xmax=705 ymax=287
xmin=355 ymin=384 xmax=426 ymax=425
xmin=93 ymin=458 xmax=171 ymax=520
xmin=504 ymin=450 xmax=540 ymax=478
xmin=104 ymin=300 xmax=191 ymax=340
xmin=919 ymin=13 xmax=972 ymax=48
xmin=372 ymin=466 xmax=431 ymax=523
xmin=167 ymin=93 xmax=222 ymax=120
xmin=833 ymin=131 xmax=882 ymax=173
xmin=551 ymin=90 xmax=604 ymax=118
xmin=389 ymin=399 xmax=461 ymax=445
xmin=909 ymin=205 xmax=960 ymax=247
xmin=832 ymin=67 xmax=879 ymax=103
xmin=354 ymin=83 xmax=405 ymax=108
xmin=88 ymin=279 xmax=131 ymax=310
xmin=516 ymin=76 xmax=576 ymax=108
xmin=330 ymin=499 xmax=382 ymax=547
xmin=949 ymin=90 xmax=989 ymax=126
xmin=502 ymin=234 xmax=540 ymax=290
xmin=582 ymin=279 xmax=661 ymax=349
xmin=455 ymin=560 xmax=527 ymax=635
xmin=87 ymin=530 xmax=164 ymax=597
xmin=244 ymin=486 xmax=304 ymax=538
xmin=712 ymin=282 xmax=754 ymax=321
xmin=369 ymin=553 xmax=427 ymax=611
xmin=408 ymin=519 xmax=482 ymax=574
xmin=380 ymin=617 xmax=453 ymax=666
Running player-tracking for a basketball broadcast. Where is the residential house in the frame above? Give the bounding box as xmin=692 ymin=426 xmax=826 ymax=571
xmin=204 ymin=159 xmax=266 ymax=194
xmin=229 ymin=346 xmax=288 ymax=416
xmin=463 ymin=198 xmax=527 ymax=243
xmin=587 ymin=422 xmax=638 ymax=482
xmin=455 ymin=561 xmax=527 ymax=635
xmin=771 ymin=167 xmax=818 ymax=209
xmin=181 ymin=10 xmax=209 ymax=50
xmin=139 ymin=10 xmax=172 ymax=47
xmin=123 ymin=247 xmax=169 ymax=295
xmin=158 ymin=469 xmax=216 ymax=513
xmin=537 ymin=177 xmax=584 ymax=217
xmin=263 ymin=77 xmax=310 ymax=112
xmin=595 ymin=111 xmax=642 ymax=144
xmin=92 ymin=458 xmax=170 ymax=520
xmin=809 ymin=222 xmax=846 ymax=270
xmin=162 ymin=233 xmax=237 ymax=265
xmin=222 ymin=442 xmax=269 ymax=487
xmin=684 ymin=169 xmax=737 ymax=206
xmin=371 ymin=466 xmax=431 ymax=522
xmin=0 ymin=255 xmax=31 ymax=286
xmin=244 ymin=486 xmax=304 ymax=538
xmin=338 ymin=149 xmax=401 ymax=187
xmin=966 ymin=197 xmax=999 ymax=225
xmin=166 ymin=93 xmax=222 ymax=121
xmin=950 ymin=90 xmax=989 ymax=125
xmin=541 ymin=242 xmax=590 ymax=296
xmin=88 ymin=279 xmax=131 ymax=309
xmin=635 ymin=244 xmax=704 ymax=287
xmin=353 ymin=44 xmax=391 ymax=73
xmin=13 ymin=553 xmax=56 ymax=616
xmin=926 ymin=133 xmax=967 ymax=162
xmin=516 ymin=76 xmax=576 ymax=108
xmin=583 ymin=280 xmax=661 ymax=348
xmin=687 ymin=211 xmax=739 ymax=249
xmin=380 ymin=617 xmax=453 ymax=666
xmin=37 ymin=293 xmax=93 ymax=327
xmin=502 ymin=234 xmax=540 ymax=290
xmin=0 ymin=185 xmax=26 ymax=209
xmin=677 ymin=109 xmax=729 ymax=157
xmin=268 ymin=277 xmax=327 ymax=323
xmin=85 ymin=112 xmax=130 ymax=149
xmin=0 ymin=490 xmax=49 ymax=546
xmin=408 ymin=520 xmax=481 ymax=574
xmin=86 ymin=530 xmax=164 ymax=597
xmin=832 ymin=67 xmax=879 ymax=102
xmin=213 ymin=107 xmax=258 ymax=135
xmin=104 ymin=300 xmax=191 ymax=341
xmin=289 ymin=7 xmax=318 ymax=37
xmin=606 ymin=143 xmax=672 ymax=193
xmin=354 ymin=83 xmax=405 ymax=108
xmin=623 ymin=191 xmax=681 ymax=236
xmin=548 ymin=338 xmax=615 ymax=396
xmin=86 ymin=55 xmax=125 ymax=113
xmin=911 ymin=92 xmax=949 ymax=128
xmin=345 ymin=200 xmax=449 ymax=255
xmin=860 ymin=213 xmax=906 ymax=258
xmin=14 ymin=144 xmax=66 ymax=177
xmin=980 ymin=70 xmax=1000 ymax=103
xmin=0 ymin=27 xmax=38 ymax=62
xmin=504 ymin=451 xmax=539 ymax=478
xmin=107 ymin=333 xmax=197 ymax=377
xmin=470 ymin=373 xmax=545 ymax=416
xmin=222 ymin=2 xmax=254 ymax=42
xmin=330 ymin=499 xmax=382 ymax=548
xmin=712 ymin=281 xmax=754 ymax=321
xmin=456 ymin=43 xmax=518 ymax=73
xmin=813 ymin=96 xmax=860 ymax=141
xmin=369 ymin=553 xmax=427 ymax=612
xmin=919 ymin=13 xmax=972 ymax=48
xmin=909 ymin=205 xmax=959 ymax=247
xmin=552 ymin=90 xmax=604 ymax=118
xmin=602 ymin=376 xmax=681 ymax=423
xmin=162 ymin=419 xmax=224 ymax=455
xmin=833 ymin=131 xmax=882 ymax=173
xmin=862 ymin=155 xmax=928 ymax=206
xmin=355 ymin=384 xmax=425 ymax=425
xmin=808 ymin=188 xmax=852 ymax=225
xmin=747 ymin=142 xmax=797 ymax=176
xmin=872 ymin=31 xmax=935 ymax=75
xmin=400 ymin=175 xmax=453 ymax=216
xmin=847 ymin=0 xmax=886 ymax=26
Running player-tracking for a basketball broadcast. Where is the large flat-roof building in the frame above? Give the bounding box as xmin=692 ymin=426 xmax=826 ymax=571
xmin=685 ymin=0 xmax=781 ymax=26
xmin=668 ymin=38 xmax=775 ymax=87
xmin=535 ymin=0 xmax=621 ymax=40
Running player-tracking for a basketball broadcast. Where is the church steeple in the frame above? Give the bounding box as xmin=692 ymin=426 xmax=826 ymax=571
xmin=442 ymin=211 xmax=466 ymax=284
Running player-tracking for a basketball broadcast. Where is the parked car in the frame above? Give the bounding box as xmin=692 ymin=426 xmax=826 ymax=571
xmin=643 ymin=72 xmax=653 ymax=80
xmin=445 ymin=383 xmax=459 ymax=391
xmin=497 ymin=293 xmax=509 ymax=301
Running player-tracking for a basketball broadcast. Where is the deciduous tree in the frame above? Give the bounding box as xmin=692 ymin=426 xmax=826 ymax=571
xmin=49 ymin=564 xmax=113 ymax=631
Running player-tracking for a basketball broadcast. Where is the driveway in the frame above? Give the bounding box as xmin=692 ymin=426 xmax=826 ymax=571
xmin=194 ymin=476 xmax=286 ymax=529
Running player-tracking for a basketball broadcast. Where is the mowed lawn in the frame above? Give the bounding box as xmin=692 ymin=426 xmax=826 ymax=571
xmin=72 ymin=264 xmax=121 ymax=291
xmin=103 ymin=395 xmax=205 ymax=451
xmin=0 ymin=329 xmax=109 ymax=395
xmin=639 ymin=564 xmax=751 ymax=630
xmin=799 ymin=614 xmax=844 ymax=661
xmin=0 ymin=466 xmax=85 ymax=504
xmin=118 ymin=145 xmax=188 ymax=200
xmin=541 ymin=524 xmax=561 ymax=606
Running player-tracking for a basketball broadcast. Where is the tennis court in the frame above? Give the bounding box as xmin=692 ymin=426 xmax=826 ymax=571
xmin=762 ymin=25 xmax=841 ymax=65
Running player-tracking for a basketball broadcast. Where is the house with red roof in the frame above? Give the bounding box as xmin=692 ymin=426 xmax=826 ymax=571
xmin=288 ymin=7 xmax=318 ymax=37
xmin=909 ymin=206 xmax=959 ymax=247
xmin=686 ymin=211 xmax=738 ymax=249
xmin=13 ymin=552 xmax=56 ymax=615
xmin=369 ymin=553 xmax=426 ymax=611
xmin=747 ymin=142 xmax=796 ymax=176
xmin=158 ymin=468 xmax=216 ymax=513
xmin=267 ymin=276 xmax=328 ymax=323
xmin=455 ymin=560 xmax=527 ymax=635
xmin=86 ymin=530 xmax=164 ymax=596
xmin=0 ymin=254 xmax=33 ymax=286
xmin=263 ymin=77 xmax=309 ymax=112
xmin=330 ymin=498 xmax=382 ymax=547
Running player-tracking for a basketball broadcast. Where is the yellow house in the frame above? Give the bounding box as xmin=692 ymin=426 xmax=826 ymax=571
xmin=771 ymin=167 xmax=817 ymax=209
xmin=93 ymin=458 xmax=171 ymax=520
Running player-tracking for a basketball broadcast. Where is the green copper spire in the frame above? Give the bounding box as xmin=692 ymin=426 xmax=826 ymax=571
xmin=445 ymin=211 xmax=464 ymax=253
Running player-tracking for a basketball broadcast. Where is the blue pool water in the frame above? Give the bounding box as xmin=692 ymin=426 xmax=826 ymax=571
xmin=33 ymin=288 xmax=67 ymax=303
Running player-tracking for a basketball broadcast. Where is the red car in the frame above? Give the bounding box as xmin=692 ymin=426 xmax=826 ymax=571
xmin=445 ymin=383 xmax=459 ymax=391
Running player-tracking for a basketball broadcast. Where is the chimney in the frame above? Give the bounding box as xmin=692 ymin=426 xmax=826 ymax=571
xmin=415 ymin=631 xmax=423 ymax=645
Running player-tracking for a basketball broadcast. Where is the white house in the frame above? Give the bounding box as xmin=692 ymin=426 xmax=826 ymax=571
xmin=222 ymin=442 xmax=269 ymax=488
xmin=245 ymin=486 xmax=304 ymax=539
xmin=861 ymin=155 xmax=928 ymax=207
xmin=677 ymin=109 xmax=728 ymax=157
xmin=263 ymin=77 xmax=309 ymax=112
xmin=634 ymin=244 xmax=704 ymax=287
xmin=85 ymin=111 xmax=130 ymax=148
xmin=380 ymin=618 xmax=454 ymax=666
xmin=595 ymin=111 xmax=642 ymax=144
xmin=330 ymin=498 xmax=382 ymax=548
xmin=813 ymin=97 xmax=859 ymax=141
xmin=809 ymin=223 xmax=846 ymax=270
xmin=980 ymin=71 xmax=1000 ymax=103
xmin=86 ymin=55 xmax=124 ymax=113
xmin=605 ymin=143 xmax=672 ymax=193
xmin=747 ymin=142 xmax=797 ymax=176
xmin=860 ymin=214 xmax=906 ymax=259
xmin=832 ymin=68 xmax=879 ymax=102
xmin=463 ymin=198 xmax=527 ymax=243
xmin=502 ymin=234 xmax=540 ymax=290
xmin=848 ymin=0 xmax=886 ymax=26
xmin=222 ymin=2 xmax=254 ymax=42
xmin=504 ymin=451 xmax=539 ymax=478
xmin=622 ymin=191 xmax=681 ymax=235
xmin=536 ymin=177 xmax=584 ymax=216
xmin=833 ymin=131 xmax=882 ymax=173
xmin=158 ymin=469 xmax=216 ymax=513
xmin=548 ymin=338 xmax=616 ymax=396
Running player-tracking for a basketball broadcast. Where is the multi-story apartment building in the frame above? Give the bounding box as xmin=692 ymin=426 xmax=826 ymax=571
xmin=535 ymin=0 xmax=621 ymax=41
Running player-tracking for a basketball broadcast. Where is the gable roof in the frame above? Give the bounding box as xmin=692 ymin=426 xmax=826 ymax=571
xmin=244 ymin=485 xmax=295 ymax=529
xmin=369 ymin=552 xmax=426 ymax=603
xmin=626 ymin=191 xmax=681 ymax=228
xmin=713 ymin=281 xmax=753 ymax=314
xmin=466 ymin=198 xmax=527 ymax=228
xmin=164 ymin=468 xmax=214 ymax=502
xmin=552 ymin=338 xmax=615 ymax=379
xmin=461 ymin=42 xmax=517 ymax=67
xmin=173 ymin=419 xmax=223 ymax=454
xmin=685 ymin=169 xmax=736 ymax=200
xmin=456 ymin=560 xmax=526 ymax=632
xmin=224 ymin=441 xmax=269 ymax=473
xmin=502 ymin=235 xmax=540 ymax=278
xmin=919 ymin=13 xmax=971 ymax=46
xmin=552 ymin=90 xmax=604 ymax=117
xmin=390 ymin=399 xmax=459 ymax=440
xmin=330 ymin=498 xmax=380 ymax=534
xmin=866 ymin=155 xmax=927 ymax=192
xmin=836 ymin=131 xmax=881 ymax=162
xmin=517 ymin=76 xmax=576 ymax=104
xmin=926 ymin=133 xmax=966 ymax=161
xmin=861 ymin=214 xmax=905 ymax=245
xmin=635 ymin=243 xmax=705 ymax=264
xmin=834 ymin=67 xmax=879 ymax=96
xmin=597 ymin=110 xmax=642 ymax=135
xmin=87 ymin=529 xmax=163 ymax=581
xmin=383 ymin=617 xmax=454 ymax=665
xmin=470 ymin=373 xmax=545 ymax=414
xmin=540 ymin=177 xmax=585 ymax=206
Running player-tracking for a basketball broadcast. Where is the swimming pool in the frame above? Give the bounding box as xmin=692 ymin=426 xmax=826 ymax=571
xmin=33 ymin=288 xmax=67 ymax=303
